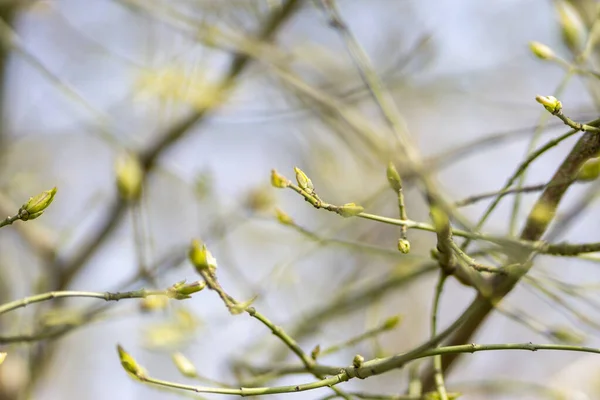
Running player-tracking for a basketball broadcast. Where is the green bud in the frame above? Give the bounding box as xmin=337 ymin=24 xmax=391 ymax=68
xmin=311 ymin=345 xmax=321 ymax=360
xmin=117 ymin=345 xmax=146 ymax=379
xmin=115 ymin=152 xmax=144 ymax=200
xmin=577 ymin=158 xmax=600 ymax=181
xmin=386 ymin=162 xmax=402 ymax=192
xmin=548 ymin=325 xmax=585 ymax=344
xmin=244 ymin=186 xmax=274 ymax=213
xmin=19 ymin=187 xmax=57 ymax=221
xmin=294 ymin=167 xmax=314 ymax=194
xmin=271 ymin=169 xmax=290 ymax=189
xmin=528 ymin=41 xmax=555 ymax=60
xmin=535 ymin=95 xmax=562 ymax=114
xmin=171 ymin=352 xmax=198 ymax=378
xmin=0 ymin=352 xmax=6 ymax=365
xmin=352 ymin=354 xmax=364 ymax=368
xmin=529 ymin=201 xmax=554 ymax=226
xmin=189 ymin=239 xmax=217 ymax=272
xmin=430 ymin=206 xmax=450 ymax=234
xmin=382 ymin=315 xmax=402 ymax=330
xmin=338 ymin=203 xmax=364 ymax=218
xmin=556 ymin=0 xmax=586 ymax=54
xmin=397 ymin=238 xmax=410 ymax=254
xmin=275 ymin=208 xmax=295 ymax=225
xmin=168 ymin=280 xmax=206 ymax=300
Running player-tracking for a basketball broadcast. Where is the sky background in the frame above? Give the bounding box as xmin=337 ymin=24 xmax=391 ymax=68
xmin=2 ymin=1 xmax=600 ymax=399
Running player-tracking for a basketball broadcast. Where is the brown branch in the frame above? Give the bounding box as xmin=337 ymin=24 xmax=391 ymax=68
xmin=421 ymin=128 xmax=600 ymax=390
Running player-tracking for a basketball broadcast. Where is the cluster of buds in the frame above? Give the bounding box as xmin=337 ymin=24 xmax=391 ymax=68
xmin=271 ymin=167 xmax=365 ymax=218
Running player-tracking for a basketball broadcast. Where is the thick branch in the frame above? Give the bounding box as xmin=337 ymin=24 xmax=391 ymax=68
xmin=422 ymin=129 xmax=600 ymax=389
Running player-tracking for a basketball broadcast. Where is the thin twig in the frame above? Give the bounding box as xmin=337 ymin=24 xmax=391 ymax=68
xmin=138 ymin=341 xmax=600 ymax=396
xmin=431 ymin=272 xmax=449 ymax=400
xmin=196 ymin=265 xmax=352 ymax=399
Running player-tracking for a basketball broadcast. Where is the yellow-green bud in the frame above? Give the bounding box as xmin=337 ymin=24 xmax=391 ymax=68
xmin=311 ymin=345 xmax=321 ymax=360
xmin=270 ymin=169 xmax=289 ymax=189
xmin=352 ymin=354 xmax=364 ymax=368
xmin=168 ymin=280 xmax=206 ymax=299
xmin=397 ymin=238 xmax=410 ymax=254
xmin=548 ymin=325 xmax=585 ymax=344
xmin=556 ymin=0 xmax=586 ymax=54
xmin=171 ymin=352 xmax=198 ymax=378
xmin=430 ymin=206 xmax=450 ymax=233
xmin=117 ymin=345 xmax=146 ymax=379
xmin=139 ymin=295 xmax=169 ymax=312
xmin=338 ymin=203 xmax=364 ymax=217
xmin=275 ymin=208 xmax=295 ymax=225
xmin=0 ymin=352 xmax=6 ymax=366
xmin=244 ymin=186 xmax=274 ymax=212
xmin=189 ymin=239 xmax=217 ymax=272
xmin=529 ymin=201 xmax=554 ymax=226
xmin=19 ymin=187 xmax=57 ymax=221
xmin=577 ymin=158 xmax=600 ymax=181
xmin=115 ymin=152 xmax=144 ymax=200
xmin=294 ymin=167 xmax=314 ymax=194
xmin=386 ymin=162 xmax=403 ymax=192
xmin=535 ymin=95 xmax=562 ymax=114
xmin=528 ymin=41 xmax=555 ymax=60
xmin=382 ymin=315 xmax=402 ymax=330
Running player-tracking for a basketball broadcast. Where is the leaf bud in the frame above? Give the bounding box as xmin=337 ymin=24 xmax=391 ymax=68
xmin=338 ymin=203 xmax=364 ymax=217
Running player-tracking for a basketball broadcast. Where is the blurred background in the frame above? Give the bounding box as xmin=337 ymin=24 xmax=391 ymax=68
xmin=1 ymin=0 xmax=600 ymax=399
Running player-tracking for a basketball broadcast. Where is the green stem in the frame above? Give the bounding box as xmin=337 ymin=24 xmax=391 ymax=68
xmin=462 ymin=122 xmax=598 ymax=250
xmin=141 ymin=373 xmax=349 ymax=396
xmin=142 ymin=341 xmax=600 ymax=397
xmin=431 ymin=273 xmax=449 ymax=400
xmin=198 ymin=267 xmax=352 ymax=399
xmin=0 ymin=289 xmax=166 ymax=316
xmin=0 ymin=213 xmax=20 ymax=228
